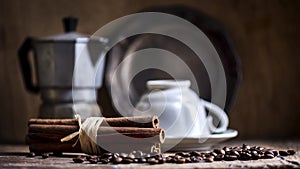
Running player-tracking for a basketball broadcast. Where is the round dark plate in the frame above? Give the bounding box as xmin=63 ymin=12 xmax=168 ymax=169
xmin=99 ymin=5 xmax=241 ymax=117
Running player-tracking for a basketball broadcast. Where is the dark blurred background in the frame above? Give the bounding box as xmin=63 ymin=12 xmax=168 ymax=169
xmin=0 ymin=0 xmax=299 ymax=143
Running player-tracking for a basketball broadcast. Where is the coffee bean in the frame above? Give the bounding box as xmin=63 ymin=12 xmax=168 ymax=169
xmin=111 ymin=153 xmax=119 ymax=159
xmin=143 ymin=153 xmax=151 ymax=158
xmin=251 ymin=150 xmax=260 ymax=159
xmin=190 ymin=156 xmax=201 ymax=163
xmin=252 ymin=146 xmax=262 ymax=152
xmin=170 ymin=158 xmax=178 ymax=163
xmin=166 ymin=156 xmax=174 ymax=163
xmin=27 ymin=152 xmax=35 ymax=157
xmin=89 ymin=158 xmax=98 ymax=164
xmin=264 ymin=154 xmax=274 ymax=159
xmin=147 ymin=158 xmax=158 ymax=165
xmin=258 ymin=150 xmax=264 ymax=155
xmin=287 ymin=160 xmax=300 ymax=166
xmin=205 ymin=153 xmax=211 ymax=157
xmin=242 ymin=144 xmax=250 ymax=150
xmin=252 ymin=154 xmax=260 ymax=160
xmin=279 ymin=151 xmax=289 ymax=156
xmin=138 ymin=158 xmax=147 ymax=163
xmin=251 ymin=150 xmax=258 ymax=155
xmin=224 ymin=155 xmax=237 ymax=161
xmin=85 ymin=155 xmax=91 ymax=161
xmin=185 ymin=157 xmax=192 ymax=163
xmin=205 ymin=156 xmax=214 ymax=162
xmin=88 ymin=156 xmax=99 ymax=163
xmin=272 ymin=150 xmax=278 ymax=156
xmin=239 ymin=153 xmax=252 ymax=161
xmin=158 ymin=157 xmax=166 ymax=164
xmin=200 ymin=153 xmax=207 ymax=158
xmin=73 ymin=156 xmax=85 ymax=163
xmin=174 ymin=154 xmax=182 ymax=159
xmin=232 ymin=147 xmax=242 ymax=153
xmin=257 ymin=147 xmax=265 ymax=151
xmin=190 ymin=151 xmax=201 ymax=156
xmin=250 ymin=146 xmax=257 ymax=151
xmin=181 ymin=152 xmax=190 ymax=157
xmin=71 ymin=145 xmax=298 ymax=165
xmin=100 ymin=158 xmax=109 ymax=164
xmin=127 ymin=153 xmax=135 ymax=159
xmin=214 ymin=154 xmax=224 ymax=161
xmin=287 ymin=150 xmax=296 ymax=155
xmin=265 ymin=150 xmax=274 ymax=156
xmin=230 ymin=150 xmax=240 ymax=157
xmin=119 ymin=153 xmax=128 ymax=158
xmin=175 ymin=152 xmax=183 ymax=156
xmin=88 ymin=155 xmax=97 ymax=161
xmin=214 ymin=149 xmax=225 ymax=155
xmin=102 ymin=153 xmax=113 ymax=159
xmin=154 ymin=154 xmax=163 ymax=159
xmin=113 ymin=157 xmax=123 ymax=164
xmin=176 ymin=157 xmax=186 ymax=164
xmin=210 ymin=152 xmax=218 ymax=157
xmin=223 ymin=146 xmax=231 ymax=152
xmin=122 ymin=158 xmax=133 ymax=164
xmin=41 ymin=153 xmax=49 ymax=159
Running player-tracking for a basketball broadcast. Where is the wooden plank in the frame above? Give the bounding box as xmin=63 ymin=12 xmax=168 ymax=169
xmin=0 ymin=0 xmax=300 ymax=143
xmin=0 ymin=140 xmax=299 ymax=168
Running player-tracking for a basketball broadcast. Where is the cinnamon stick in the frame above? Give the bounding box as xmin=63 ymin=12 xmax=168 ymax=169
xmin=105 ymin=116 xmax=159 ymax=128
xmin=29 ymin=142 xmax=159 ymax=154
xmin=28 ymin=125 xmax=164 ymax=140
xmin=28 ymin=124 xmax=79 ymax=135
xmin=28 ymin=124 xmax=165 ymax=143
xmin=28 ymin=119 xmax=78 ymax=125
xmin=26 ymin=133 xmax=78 ymax=144
xmin=97 ymin=127 xmax=165 ymax=143
xmin=26 ymin=130 xmax=164 ymax=144
xmin=96 ymin=134 xmax=163 ymax=144
xmin=28 ymin=116 xmax=159 ymax=128
xmin=26 ymin=116 xmax=163 ymax=154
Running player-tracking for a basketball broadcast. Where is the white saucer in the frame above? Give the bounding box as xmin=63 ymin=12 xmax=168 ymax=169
xmin=162 ymin=129 xmax=238 ymax=151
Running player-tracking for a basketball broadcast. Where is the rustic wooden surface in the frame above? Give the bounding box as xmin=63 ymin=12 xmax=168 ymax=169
xmin=0 ymin=140 xmax=299 ymax=168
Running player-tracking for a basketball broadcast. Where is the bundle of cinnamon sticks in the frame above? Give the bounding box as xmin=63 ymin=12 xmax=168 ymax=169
xmin=26 ymin=116 xmax=165 ymax=154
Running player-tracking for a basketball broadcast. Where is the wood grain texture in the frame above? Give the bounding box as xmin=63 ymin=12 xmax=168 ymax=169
xmin=0 ymin=0 xmax=299 ymax=142
xmin=0 ymin=140 xmax=299 ymax=168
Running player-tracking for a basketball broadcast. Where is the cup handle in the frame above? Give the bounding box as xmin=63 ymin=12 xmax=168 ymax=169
xmin=201 ymin=100 xmax=229 ymax=133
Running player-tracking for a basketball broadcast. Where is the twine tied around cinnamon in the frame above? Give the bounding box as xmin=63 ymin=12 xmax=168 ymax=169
xmin=60 ymin=114 xmax=104 ymax=154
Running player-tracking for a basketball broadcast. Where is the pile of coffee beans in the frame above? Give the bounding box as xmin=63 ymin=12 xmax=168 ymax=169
xmin=71 ymin=144 xmax=296 ymax=165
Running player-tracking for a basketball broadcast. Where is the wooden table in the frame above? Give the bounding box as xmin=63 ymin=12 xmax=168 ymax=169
xmin=0 ymin=139 xmax=299 ymax=168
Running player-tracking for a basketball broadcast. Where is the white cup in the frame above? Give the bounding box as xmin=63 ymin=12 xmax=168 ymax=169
xmin=134 ymin=80 xmax=229 ymax=138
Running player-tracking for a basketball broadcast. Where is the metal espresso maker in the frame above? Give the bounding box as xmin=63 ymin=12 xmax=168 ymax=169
xmin=18 ymin=17 xmax=108 ymax=119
